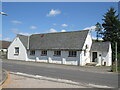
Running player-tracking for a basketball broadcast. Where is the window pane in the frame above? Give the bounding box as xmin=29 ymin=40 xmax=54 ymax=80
xmin=54 ymin=51 xmax=61 ymax=56
xmin=41 ymin=50 xmax=47 ymax=56
xmin=30 ymin=50 xmax=35 ymax=55
xmin=84 ymin=50 xmax=86 ymax=56
xmin=69 ymin=51 xmax=77 ymax=57
xmin=15 ymin=47 xmax=19 ymax=54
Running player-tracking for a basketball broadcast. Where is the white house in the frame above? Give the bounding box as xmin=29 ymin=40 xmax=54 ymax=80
xmin=0 ymin=40 xmax=11 ymax=58
xmin=0 ymin=40 xmax=11 ymax=53
xmin=7 ymin=30 xmax=112 ymax=66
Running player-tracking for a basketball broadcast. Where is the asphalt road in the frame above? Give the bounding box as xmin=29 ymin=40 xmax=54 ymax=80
xmin=2 ymin=60 xmax=118 ymax=88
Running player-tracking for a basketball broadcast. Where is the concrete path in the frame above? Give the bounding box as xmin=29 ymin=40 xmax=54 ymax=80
xmin=0 ymin=69 xmax=8 ymax=85
xmin=2 ymin=73 xmax=86 ymax=88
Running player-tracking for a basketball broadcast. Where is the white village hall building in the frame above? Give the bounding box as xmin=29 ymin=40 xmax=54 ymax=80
xmin=8 ymin=30 xmax=112 ymax=66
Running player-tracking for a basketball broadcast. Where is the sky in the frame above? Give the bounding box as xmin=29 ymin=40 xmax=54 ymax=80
xmin=1 ymin=2 xmax=119 ymax=41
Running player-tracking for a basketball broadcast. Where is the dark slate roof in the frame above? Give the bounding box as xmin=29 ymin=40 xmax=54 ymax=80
xmin=91 ymin=42 xmax=110 ymax=52
xmin=17 ymin=34 xmax=29 ymax=48
xmin=0 ymin=40 xmax=11 ymax=49
xmin=29 ymin=30 xmax=89 ymax=50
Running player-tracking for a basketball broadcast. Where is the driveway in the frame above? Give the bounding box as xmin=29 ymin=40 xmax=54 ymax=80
xmin=2 ymin=59 xmax=118 ymax=88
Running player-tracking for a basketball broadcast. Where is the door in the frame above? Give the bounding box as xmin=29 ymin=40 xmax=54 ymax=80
xmin=92 ymin=52 xmax=97 ymax=62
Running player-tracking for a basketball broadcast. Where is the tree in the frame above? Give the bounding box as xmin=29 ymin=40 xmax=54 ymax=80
xmin=101 ymin=8 xmax=120 ymax=62
xmin=95 ymin=22 xmax=102 ymax=41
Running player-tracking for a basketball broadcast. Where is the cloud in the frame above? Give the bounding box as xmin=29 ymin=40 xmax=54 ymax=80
xmin=3 ymin=37 xmax=10 ymax=41
xmin=19 ymin=32 xmax=32 ymax=36
xmin=92 ymin=36 xmax=103 ymax=40
xmin=11 ymin=28 xmax=32 ymax=36
xmin=11 ymin=20 xmax=22 ymax=24
xmin=30 ymin=26 xmax=37 ymax=30
xmin=18 ymin=32 xmax=40 ymax=36
xmin=83 ymin=26 xmax=96 ymax=31
xmin=61 ymin=29 xmax=66 ymax=32
xmin=53 ymin=23 xmax=57 ymax=26
xmin=47 ymin=9 xmax=61 ymax=16
xmin=61 ymin=24 xmax=68 ymax=27
xmin=11 ymin=28 xmax=19 ymax=33
xmin=33 ymin=32 xmax=40 ymax=34
xmin=49 ymin=28 xmax=57 ymax=32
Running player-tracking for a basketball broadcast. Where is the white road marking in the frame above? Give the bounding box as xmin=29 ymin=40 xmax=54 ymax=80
xmin=88 ymin=83 xmax=114 ymax=88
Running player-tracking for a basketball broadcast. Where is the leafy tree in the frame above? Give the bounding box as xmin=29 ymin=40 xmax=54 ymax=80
xmin=101 ymin=8 xmax=120 ymax=62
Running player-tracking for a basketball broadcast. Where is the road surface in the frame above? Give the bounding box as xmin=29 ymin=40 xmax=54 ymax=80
xmin=2 ymin=60 xmax=118 ymax=88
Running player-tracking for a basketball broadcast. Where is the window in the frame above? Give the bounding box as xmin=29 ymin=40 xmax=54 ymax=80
xmin=69 ymin=51 xmax=77 ymax=57
xmin=85 ymin=45 xmax=88 ymax=49
xmin=54 ymin=51 xmax=61 ymax=56
xmin=84 ymin=45 xmax=88 ymax=56
xmin=30 ymin=50 xmax=35 ymax=55
xmin=84 ymin=50 xmax=86 ymax=56
xmin=14 ymin=47 xmax=19 ymax=55
xmin=41 ymin=50 xmax=47 ymax=56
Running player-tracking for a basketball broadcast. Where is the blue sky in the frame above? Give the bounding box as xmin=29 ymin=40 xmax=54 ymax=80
xmin=2 ymin=2 xmax=118 ymax=41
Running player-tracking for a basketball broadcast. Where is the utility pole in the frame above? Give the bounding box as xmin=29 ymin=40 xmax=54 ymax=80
xmin=115 ymin=41 xmax=117 ymax=72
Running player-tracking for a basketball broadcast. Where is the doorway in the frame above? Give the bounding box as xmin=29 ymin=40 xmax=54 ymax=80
xmin=92 ymin=52 xmax=97 ymax=62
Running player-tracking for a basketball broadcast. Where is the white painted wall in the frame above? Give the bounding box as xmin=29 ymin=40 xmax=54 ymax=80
xmin=90 ymin=51 xmax=102 ymax=66
xmin=91 ymin=49 xmax=112 ymax=66
xmin=80 ymin=31 xmax=92 ymax=66
xmin=8 ymin=37 xmax=27 ymax=61
xmin=26 ymin=31 xmax=93 ymax=66
xmin=102 ymin=43 xmax=112 ymax=66
xmin=27 ymin=50 xmax=81 ymax=65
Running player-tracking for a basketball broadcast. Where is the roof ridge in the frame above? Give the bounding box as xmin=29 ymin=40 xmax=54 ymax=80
xmin=17 ymin=34 xmax=29 ymax=37
xmin=31 ymin=30 xmax=89 ymax=36
xmin=93 ymin=41 xmax=110 ymax=43
xmin=0 ymin=40 xmax=11 ymax=42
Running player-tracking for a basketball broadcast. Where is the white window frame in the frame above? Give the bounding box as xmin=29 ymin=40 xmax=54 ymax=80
xmin=68 ymin=51 xmax=77 ymax=57
xmin=30 ymin=50 xmax=35 ymax=56
xmin=41 ymin=50 xmax=47 ymax=56
xmin=54 ymin=50 xmax=61 ymax=56
xmin=14 ymin=47 xmax=19 ymax=55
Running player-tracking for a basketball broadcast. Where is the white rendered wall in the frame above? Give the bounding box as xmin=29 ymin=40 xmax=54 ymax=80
xmin=8 ymin=37 xmax=27 ymax=61
xmin=90 ymin=51 xmax=103 ymax=66
xmin=27 ymin=50 xmax=81 ymax=65
xmin=90 ymin=43 xmax=112 ymax=66
xmin=91 ymin=50 xmax=112 ymax=66
xmin=27 ymin=32 xmax=92 ymax=66
xmin=80 ymin=31 xmax=92 ymax=66
xmin=102 ymin=43 xmax=112 ymax=66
